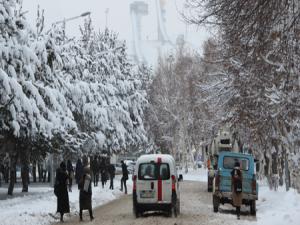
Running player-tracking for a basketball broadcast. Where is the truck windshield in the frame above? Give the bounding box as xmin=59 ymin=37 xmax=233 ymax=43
xmin=138 ymin=163 xmax=170 ymax=180
xmin=223 ymin=156 xmax=249 ymax=171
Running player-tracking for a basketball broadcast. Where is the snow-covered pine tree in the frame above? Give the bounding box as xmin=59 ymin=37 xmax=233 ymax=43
xmin=0 ymin=1 xmax=77 ymax=194
xmin=55 ymin=19 xmax=149 ymax=155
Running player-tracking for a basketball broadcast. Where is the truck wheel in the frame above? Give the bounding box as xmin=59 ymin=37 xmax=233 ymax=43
xmin=250 ymin=200 xmax=256 ymax=215
xmin=213 ymin=195 xmax=219 ymax=212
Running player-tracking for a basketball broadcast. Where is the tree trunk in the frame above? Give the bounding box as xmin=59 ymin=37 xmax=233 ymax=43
xmin=284 ymin=152 xmax=290 ymax=191
xmin=32 ymin=161 xmax=37 ymax=183
xmin=8 ymin=154 xmax=17 ymax=195
xmin=38 ymin=163 xmax=42 ymax=182
xmin=21 ymin=165 xmax=29 ymax=192
xmin=20 ymin=149 xmax=30 ymax=192
xmin=279 ymin=155 xmax=284 ymax=186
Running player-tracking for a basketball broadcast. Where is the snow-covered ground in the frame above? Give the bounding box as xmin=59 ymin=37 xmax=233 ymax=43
xmin=1 ymin=169 xmax=300 ymax=225
xmin=0 ymin=176 xmax=132 ymax=225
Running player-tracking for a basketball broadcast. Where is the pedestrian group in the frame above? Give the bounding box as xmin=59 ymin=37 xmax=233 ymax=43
xmin=54 ymin=155 xmax=127 ymax=222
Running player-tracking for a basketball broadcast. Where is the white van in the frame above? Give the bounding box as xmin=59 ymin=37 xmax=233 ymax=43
xmin=132 ymin=154 xmax=181 ymax=217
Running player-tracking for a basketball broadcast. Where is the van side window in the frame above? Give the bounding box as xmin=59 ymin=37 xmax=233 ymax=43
xmin=160 ymin=164 xmax=170 ymax=180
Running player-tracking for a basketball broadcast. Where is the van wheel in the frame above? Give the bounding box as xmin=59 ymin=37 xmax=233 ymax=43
xmin=250 ymin=200 xmax=256 ymax=216
xmin=213 ymin=195 xmax=219 ymax=212
xmin=133 ymin=204 xmax=141 ymax=218
xmin=167 ymin=208 xmax=172 ymax=217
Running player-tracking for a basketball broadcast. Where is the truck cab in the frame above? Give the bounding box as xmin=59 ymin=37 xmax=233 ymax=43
xmin=212 ymin=152 xmax=258 ymax=215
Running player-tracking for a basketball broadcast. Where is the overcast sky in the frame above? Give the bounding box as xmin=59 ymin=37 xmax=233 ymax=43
xmin=23 ymin=0 xmax=210 ymax=63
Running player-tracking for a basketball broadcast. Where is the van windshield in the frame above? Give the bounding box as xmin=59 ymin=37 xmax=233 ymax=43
xmin=223 ymin=156 xmax=249 ymax=171
xmin=138 ymin=163 xmax=170 ymax=180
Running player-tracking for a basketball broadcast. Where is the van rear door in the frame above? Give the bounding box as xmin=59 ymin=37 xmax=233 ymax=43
xmin=137 ymin=162 xmax=158 ymax=204
xmin=158 ymin=162 xmax=172 ymax=203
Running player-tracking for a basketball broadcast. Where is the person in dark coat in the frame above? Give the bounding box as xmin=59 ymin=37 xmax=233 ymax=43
xmin=78 ymin=165 xmax=94 ymax=221
xmin=100 ymin=159 xmax=108 ymax=188
xmin=75 ymin=158 xmax=83 ymax=187
xmin=108 ymin=163 xmax=116 ymax=190
xmin=55 ymin=162 xmax=70 ymax=222
xmin=120 ymin=160 xmax=128 ymax=194
xmin=67 ymin=160 xmax=74 ymax=192
xmin=91 ymin=156 xmax=99 ymax=187
xmin=231 ymin=161 xmax=243 ymax=220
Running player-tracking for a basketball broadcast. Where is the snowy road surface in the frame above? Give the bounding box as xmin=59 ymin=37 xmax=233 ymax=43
xmin=57 ymin=180 xmax=257 ymax=225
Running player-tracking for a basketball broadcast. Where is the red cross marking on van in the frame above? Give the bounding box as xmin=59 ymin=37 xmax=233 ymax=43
xmin=157 ymin=157 xmax=162 ymax=201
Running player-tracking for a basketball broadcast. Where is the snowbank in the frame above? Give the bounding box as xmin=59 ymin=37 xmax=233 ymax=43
xmin=254 ymin=185 xmax=300 ymax=225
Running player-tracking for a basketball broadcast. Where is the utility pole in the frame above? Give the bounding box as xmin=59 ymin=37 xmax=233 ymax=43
xmin=54 ymin=12 xmax=91 ymax=25
xmin=105 ymin=8 xmax=109 ymax=28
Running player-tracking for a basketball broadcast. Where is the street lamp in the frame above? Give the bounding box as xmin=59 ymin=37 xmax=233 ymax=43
xmin=54 ymin=11 xmax=91 ymax=25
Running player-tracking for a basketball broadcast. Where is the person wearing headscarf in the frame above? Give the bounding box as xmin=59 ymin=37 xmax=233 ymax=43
xmin=78 ymin=156 xmax=94 ymax=221
xmin=231 ymin=161 xmax=243 ymax=219
xmin=54 ymin=161 xmax=70 ymax=222
xmin=75 ymin=158 xmax=83 ymax=187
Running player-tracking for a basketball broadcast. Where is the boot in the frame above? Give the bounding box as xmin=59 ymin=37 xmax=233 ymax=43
xmin=237 ymin=206 xmax=240 ymax=219
xmin=79 ymin=209 xmax=83 ymax=221
xmin=89 ymin=209 xmax=94 ymax=221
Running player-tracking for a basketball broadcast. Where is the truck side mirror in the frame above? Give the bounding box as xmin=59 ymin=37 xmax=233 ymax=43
xmin=178 ymin=174 xmax=183 ymax=182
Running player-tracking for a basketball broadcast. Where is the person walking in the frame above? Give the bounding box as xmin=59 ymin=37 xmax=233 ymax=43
xmin=78 ymin=157 xmax=94 ymax=221
xmin=91 ymin=156 xmax=99 ymax=187
xmin=75 ymin=158 xmax=83 ymax=188
xmin=54 ymin=162 xmax=70 ymax=222
xmin=120 ymin=160 xmax=128 ymax=194
xmin=108 ymin=163 xmax=116 ymax=190
xmin=231 ymin=161 xmax=243 ymax=220
xmin=67 ymin=160 xmax=74 ymax=192
xmin=100 ymin=158 xmax=108 ymax=188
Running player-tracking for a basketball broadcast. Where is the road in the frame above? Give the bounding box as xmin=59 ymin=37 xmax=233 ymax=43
xmin=58 ymin=180 xmax=256 ymax=225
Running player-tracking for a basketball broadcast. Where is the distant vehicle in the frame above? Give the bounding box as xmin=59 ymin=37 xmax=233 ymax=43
xmin=132 ymin=154 xmax=182 ymax=217
xmin=212 ymin=151 xmax=258 ymax=215
xmin=115 ymin=163 xmax=122 ymax=175
xmin=207 ymin=128 xmax=234 ymax=192
xmin=124 ymin=160 xmax=136 ymax=174
xmin=196 ymin=160 xmax=203 ymax=168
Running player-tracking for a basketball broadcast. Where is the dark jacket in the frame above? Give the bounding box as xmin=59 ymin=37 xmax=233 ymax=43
xmin=121 ymin=162 xmax=128 ymax=180
xmin=55 ymin=167 xmax=70 ymax=213
xmin=91 ymin=158 xmax=99 ymax=174
xmin=99 ymin=160 xmax=108 ymax=182
xmin=75 ymin=159 xmax=83 ymax=184
xmin=108 ymin=164 xmax=116 ymax=178
xmin=79 ymin=167 xmax=92 ymax=210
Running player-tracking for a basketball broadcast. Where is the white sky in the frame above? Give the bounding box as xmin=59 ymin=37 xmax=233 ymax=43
xmin=22 ymin=0 xmax=210 ymax=62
